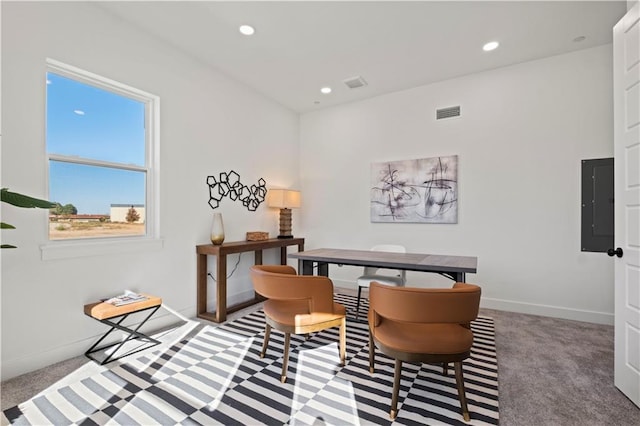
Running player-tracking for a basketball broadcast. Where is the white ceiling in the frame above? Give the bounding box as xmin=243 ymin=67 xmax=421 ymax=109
xmin=96 ymin=1 xmax=628 ymax=113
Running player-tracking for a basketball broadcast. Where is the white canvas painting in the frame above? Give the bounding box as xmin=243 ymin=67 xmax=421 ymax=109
xmin=370 ymin=155 xmax=458 ymax=223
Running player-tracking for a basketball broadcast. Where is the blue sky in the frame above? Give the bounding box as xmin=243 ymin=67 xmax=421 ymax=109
xmin=47 ymin=72 xmax=145 ymax=214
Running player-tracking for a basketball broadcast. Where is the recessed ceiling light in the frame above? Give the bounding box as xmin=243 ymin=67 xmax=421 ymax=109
xmin=320 ymin=87 xmax=332 ymax=94
xmin=483 ymin=41 xmax=499 ymax=52
xmin=73 ymin=110 xmax=85 ymax=115
xmin=239 ymin=25 xmax=255 ymax=36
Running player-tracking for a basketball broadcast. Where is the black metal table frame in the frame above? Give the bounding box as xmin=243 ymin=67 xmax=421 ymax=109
xmin=85 ymin=304 xmax=161 ymax=365
xmin=290 ymin=248 xmax=478 ymax=283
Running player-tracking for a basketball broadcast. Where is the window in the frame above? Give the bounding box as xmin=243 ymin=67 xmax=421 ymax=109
xmin=45 ymin=59 xmax=159 ymax=245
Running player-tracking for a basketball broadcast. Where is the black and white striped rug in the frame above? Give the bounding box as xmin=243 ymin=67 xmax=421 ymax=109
xmin=3 ymin=294 xmax=499 ymax=425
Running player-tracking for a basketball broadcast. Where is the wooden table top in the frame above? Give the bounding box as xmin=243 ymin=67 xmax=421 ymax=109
xmin=84 ymin=294 xmax=162 ymax=320
xmin=196 ymin=237 xmax=305 ymax=255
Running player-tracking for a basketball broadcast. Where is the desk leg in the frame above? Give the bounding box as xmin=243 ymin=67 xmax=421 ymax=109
xmin=280 ymin=247 xmax=287 ymax=265
xmin=317 ymin=262 xmax=329 ymax=276
xmin=293 ymin=242 xmax=305 ymax=273
xmin=300 ymin=260 xmax=328 ymax=276
xmin=216 ymin=254 xmax=228 ymax=323
xmin=197 ymin=253 xmax=207 ymax=316
xmin=254 ymin=250 xmax=263 ymax=300
xmin=455 ymin=272 xmax=466 ymax=283
xmin=301 ymin=259 xmax=314 ymax=275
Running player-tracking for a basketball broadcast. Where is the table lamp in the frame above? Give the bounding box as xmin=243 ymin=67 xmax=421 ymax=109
xmin=268 ymin=189 xmax=301 ymax=239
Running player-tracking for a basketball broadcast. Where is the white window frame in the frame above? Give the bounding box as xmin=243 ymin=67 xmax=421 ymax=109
xmin=41 ymin=59 xmax=162 ymax=260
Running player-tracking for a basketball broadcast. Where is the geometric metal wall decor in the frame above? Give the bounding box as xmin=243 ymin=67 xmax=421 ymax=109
xmin=206 ymin=170 xmax=267 ymax=212
xmin=370 ymin=155 xmax=458 ymax=223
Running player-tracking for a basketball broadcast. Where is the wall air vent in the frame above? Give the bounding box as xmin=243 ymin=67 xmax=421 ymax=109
xmin=436 ymin=105 xmax=461 ymax=120
xmin=343 ymin=76 xmax=368 ymax=89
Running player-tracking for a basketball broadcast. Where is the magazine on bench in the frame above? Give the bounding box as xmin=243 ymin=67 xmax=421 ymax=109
xmin=102 ymin=290 xmax=148 ymax=307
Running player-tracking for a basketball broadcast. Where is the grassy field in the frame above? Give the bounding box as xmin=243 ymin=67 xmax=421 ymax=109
xmin=49 ymin=222 xmax=145 ymax=239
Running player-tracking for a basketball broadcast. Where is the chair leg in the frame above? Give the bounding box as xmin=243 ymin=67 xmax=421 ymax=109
xmin=355 ymin=286 xmax=363 ymax=320
xmin=443 ymin=362 xmax=449 ymax=376
xmin=390 ymin=359 xmax=402 ymax=420
xmin=369 ymin=332 xmax=375 ymax=374
xmin=454 ymin=361 xmax=471 ymax=422
xmin=281 ymin=332 xmax=291 ymax=383
xmin=339 ymin=317 xmax=346 ymax=367
xmin=260 ymin=323 xmax=271 ymax=358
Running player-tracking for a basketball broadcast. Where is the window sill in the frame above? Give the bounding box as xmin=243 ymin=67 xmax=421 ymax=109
xmin=40 ymin=237 xmax=164 ymax=261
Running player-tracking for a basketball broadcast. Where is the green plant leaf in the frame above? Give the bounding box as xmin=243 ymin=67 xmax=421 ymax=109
xmin=1 ymin=244 xmax=17 ymax=249
xmin=1 ymin=188 xmax=56 ymax=208
xmin=1 ymin=222 xmax=16 ymax=229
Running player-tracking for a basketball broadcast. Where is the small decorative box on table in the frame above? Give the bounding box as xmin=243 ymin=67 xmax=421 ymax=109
xmin=246 ymin=231 xmax=269 ymax=241
xmin=83 ymin=294 xmax=162 ymax=365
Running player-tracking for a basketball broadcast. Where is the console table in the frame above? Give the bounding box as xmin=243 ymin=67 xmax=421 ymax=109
xmin=196 ymin=237 xmax=305 ymax=323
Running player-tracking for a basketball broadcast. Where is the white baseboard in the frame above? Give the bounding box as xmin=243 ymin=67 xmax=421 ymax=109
xmin=1 ymin=303 xmax=195 ymax=381
xmin=480 ymin=297 xmax=613 ymax=325
xmin=333 ymin=280 xmax=359 ymax=291
xmin=224 ymin=289 xmax=257 ymax=308
xmin=331 ymin=278 xmax=614 ymax=326
xmin=2 ymin=288 xmax=613 ymax=381
xmin=1 ymin=289 xmax=260 ymax=381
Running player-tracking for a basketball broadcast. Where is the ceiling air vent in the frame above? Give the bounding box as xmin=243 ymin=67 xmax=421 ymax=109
xmin=343 ymin=76 xmax=367 ymax=89
xmin=436 ymin=105 xmax=461 ymax=120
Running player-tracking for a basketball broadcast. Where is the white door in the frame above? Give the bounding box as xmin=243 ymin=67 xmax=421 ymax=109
xmin=613 ymin=2 xmax=640 ymax=408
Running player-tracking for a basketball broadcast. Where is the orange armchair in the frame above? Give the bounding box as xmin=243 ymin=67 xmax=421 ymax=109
xmin=368 ymin=281 xmax=481 ymax=422
xmin=249 ymin=265 xmax=346 ymax=383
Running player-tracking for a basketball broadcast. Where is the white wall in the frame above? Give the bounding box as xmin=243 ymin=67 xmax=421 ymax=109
xmin=299 ymin=45 xmax=615 ymax=325
xmin=1 ymin=2 xmax=299 ymax=380
xmin=0 ymin=2 xmax=618 ymax=381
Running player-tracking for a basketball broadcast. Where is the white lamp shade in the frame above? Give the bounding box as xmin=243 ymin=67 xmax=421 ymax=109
xmin=268 ymin=189 xmax=301 ymax=209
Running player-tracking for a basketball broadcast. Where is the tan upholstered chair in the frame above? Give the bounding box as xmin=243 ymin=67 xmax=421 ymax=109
xmin=368 ymin=281 xmax=481 ymax=422
xmin=249 ymin=265 xmax=347 ymax=383
xmin=355 ymin=244 xmax=407 ymax=320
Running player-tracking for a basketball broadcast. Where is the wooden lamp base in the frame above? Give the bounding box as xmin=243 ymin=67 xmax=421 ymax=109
xmin=278 ymin=208 xmax=294 ymax=239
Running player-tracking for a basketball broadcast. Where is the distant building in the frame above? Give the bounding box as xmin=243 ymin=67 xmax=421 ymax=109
xmin=110 ymin=204 xmax=145 ymax=223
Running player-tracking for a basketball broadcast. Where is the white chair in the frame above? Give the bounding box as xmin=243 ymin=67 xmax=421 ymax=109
xmin=355 ymin=244 xmax=406 ymax=320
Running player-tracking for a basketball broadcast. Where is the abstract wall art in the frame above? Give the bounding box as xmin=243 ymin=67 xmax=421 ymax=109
xmin=207 ymin=171 xmax=267 ymax=212
xmin=370 ymin=155 xmax=458 ymax=223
